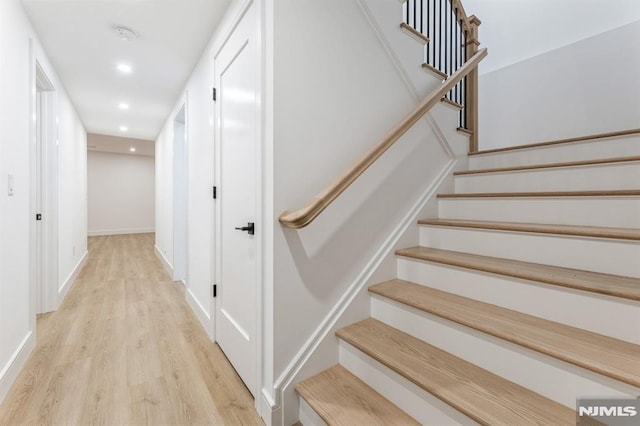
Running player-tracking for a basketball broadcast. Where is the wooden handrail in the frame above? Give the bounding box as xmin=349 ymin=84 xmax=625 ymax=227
xmin=279 ymin=48 xmax=488 ymax=229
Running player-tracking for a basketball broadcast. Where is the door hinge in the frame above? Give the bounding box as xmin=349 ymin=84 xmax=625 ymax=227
xmin=212 ymin=87 xmax=217 ymax=101
xmin=213 ymin=186 xmax=217 ymax=199
xmin=36 ymin=213 xmax=42 ymax=221
xmin=213 ymin=284 xmax=217 ymax=298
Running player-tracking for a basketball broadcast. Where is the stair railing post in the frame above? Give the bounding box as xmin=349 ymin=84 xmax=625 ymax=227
xmin=466 ymin=15 xmax=481 ymax=152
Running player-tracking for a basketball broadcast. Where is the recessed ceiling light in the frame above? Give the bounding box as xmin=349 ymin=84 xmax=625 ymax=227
xmin=117 ymin=63 xmax=132 ymax=74
xmin=129 ymin=147 xmax=136 ymax=152
xmin=118 ymin=103 xmax=129 ymax=110
xmin=119 ymin=126 xmax=128 ymax=132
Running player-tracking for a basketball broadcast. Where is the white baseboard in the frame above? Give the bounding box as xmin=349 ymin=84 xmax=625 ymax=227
xmin=154 ymin=245 xmax=173 ymax=277
xmin=260 ymin=389 xmax=280 ymax=426
xmin=186 ymin=288 xmax=212 ymax=338
xmin=0 ymin=331 xmax=36 ymax=404
xmin=58 ymin=251 xmax=88 ymax=306
xmin=88 ymin=227 xmax=155 ymax=236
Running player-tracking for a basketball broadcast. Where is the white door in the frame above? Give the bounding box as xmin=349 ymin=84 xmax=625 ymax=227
xmin=34 ymin=63 xmax=58 ymax=314
xmin=35 ymin=91 xmax=44 ymax=313
xmin=214 ymin=4 xmax=258 ymax=396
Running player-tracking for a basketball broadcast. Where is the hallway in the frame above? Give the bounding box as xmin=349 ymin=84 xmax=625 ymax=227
xmin=0 ymin=234 xmax=262 ymax=426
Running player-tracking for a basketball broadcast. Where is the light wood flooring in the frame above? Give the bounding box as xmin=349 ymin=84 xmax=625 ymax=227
xmin=0 ymin=233 xmax=262 ymax=426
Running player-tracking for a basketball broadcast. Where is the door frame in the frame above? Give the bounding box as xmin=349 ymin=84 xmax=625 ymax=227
xmin=30 ymin=51 xmax=59 ymax=317
xmin=172 ymin=98 xmax=189 ymax=284
xmin=211 ymin=0 xmax=264 ymax=404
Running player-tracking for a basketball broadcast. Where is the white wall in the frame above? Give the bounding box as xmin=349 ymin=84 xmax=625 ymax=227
xmin=0 ymin=0 xmax=86 ymax=403
xmin=155 ymin=116 xmax=174 ymax=271
xmin=87 ymin=151 xmax=155 ymax=236
xmin=172 ymin=118 xmax=187 ymax=281
xmin=57 ymin=88 xmax=87 ymax=296
xmin=478 ymin=20 xmax=640 ymax=149
xmin=465 ymin=0 xmax=640 ymax=75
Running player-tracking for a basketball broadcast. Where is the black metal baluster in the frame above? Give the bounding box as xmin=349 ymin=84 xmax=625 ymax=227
xmin=458 ymin=19 xmax=462 ymax=126
xmin=463 ymin=29 xmax=468 ymax=128
xmin=449 ymin=1 xmax=453 ymax=100
xmin=438 ymin=0 xmax=443 ymax=71
xmin=430 ymin=0 xmax=435 ymax=65
xmin=405 ymin=0 xmax=408 ymax=24
xmin=413 ymin=0 xmax=417 ymax=30
xmin=420 ymin=0 xmax=423 ymax=33
xmin=454 ymin=8 xmax=458 ymax=103
xmin=426 ymin=0 xmax=430 ymax=63
xmin=445 ymin=0 xmax=448 ymax=78
xmin=449 ymin=3 xmax=453 ymax=72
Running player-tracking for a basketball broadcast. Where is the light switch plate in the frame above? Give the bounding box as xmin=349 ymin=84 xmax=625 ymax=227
xmin=8 ymin=173 xmax=14 ymax=196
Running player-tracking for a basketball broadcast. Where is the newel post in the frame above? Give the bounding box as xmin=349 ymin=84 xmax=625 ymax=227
xmin=466 ymin=15 xmax=481 ymax=152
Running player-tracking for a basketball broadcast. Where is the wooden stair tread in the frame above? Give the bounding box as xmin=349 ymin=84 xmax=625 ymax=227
xmin=399 ymin=23 xmax=430 ymax=44
xmin=440 ymin=97 xmax=463 ymax=109
xmin=421 ymin=62 xmax=447 ymax=80
xmin=469 ymin=128 xmax=640 ymax=156
xmin=370 ymin=279 xmax=640 ymax=388
xmin=417 ymin=219 xmax=640 ymax=240
xmin=455 ymin=155 xmax=640 ymax=175
xmin=438 ymin=189 xmax=640 ymax=198
xmin=395 ymin=246 xmax=640 ymax=301
xmin=295 ymin=364 xmax=418 ymax=426
xmin=337 ymin=318 xmax=575 ymax=425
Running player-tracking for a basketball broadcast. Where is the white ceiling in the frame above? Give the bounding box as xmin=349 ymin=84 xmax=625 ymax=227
xmin=87 ymin=133 xmax=155 ymax=156
xmin=22 ymin=0 xmax=231 ymax=141
xmin=25 ymin=0 xmax=639 ymax=139
xmin=465 ymin=0 xmax=640 ymax=74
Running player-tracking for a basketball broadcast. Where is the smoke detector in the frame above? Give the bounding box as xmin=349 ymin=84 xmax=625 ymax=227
xmin=113 ymin=26 xmax=138 ymax=42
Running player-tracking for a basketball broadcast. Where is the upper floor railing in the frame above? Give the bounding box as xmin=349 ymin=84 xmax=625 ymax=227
xmin=403 ymin=0 xmax=481 ymax=151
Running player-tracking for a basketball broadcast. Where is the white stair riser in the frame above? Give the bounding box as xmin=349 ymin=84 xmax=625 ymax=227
xmin=438 ymin=197 xmax=640 ymax=228
xmin=371 ymin=296 xmax=640 ymax=408
xmin=430 ymin=102 xmax=462 ymax=135
xmin=470 ymin=134 xmax=640 ymax=169
xmin=338 ymin=340 xmax=478 ymax=426
xmin=419 ymin=226 xmax=640 ymax=278
xmin=455 ymin=162 xmax=640 ymax=193
xmin=396 ymin=257 xmax=640 ymax=343
xmin=428 ymin=104 xmax=471 ymax=160
xmin=298 ymin=398 xmax=327 ymax=426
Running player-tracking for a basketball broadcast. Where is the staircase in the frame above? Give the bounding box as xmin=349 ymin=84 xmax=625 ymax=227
xmin=295 ymin=131 xmax=640 ymax=425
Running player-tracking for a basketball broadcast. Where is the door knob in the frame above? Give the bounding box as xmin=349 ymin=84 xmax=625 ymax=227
xmin=235 ymin=222 xmax=255 ymax=235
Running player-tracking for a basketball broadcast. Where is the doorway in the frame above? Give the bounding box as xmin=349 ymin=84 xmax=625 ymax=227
xmin=213 ymin=3 xmax=259 ymax=397
xmin=34 ymin=62 xmax=58 ymax=314
xmin=173 ymin=103 xmax=187 ymax=283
